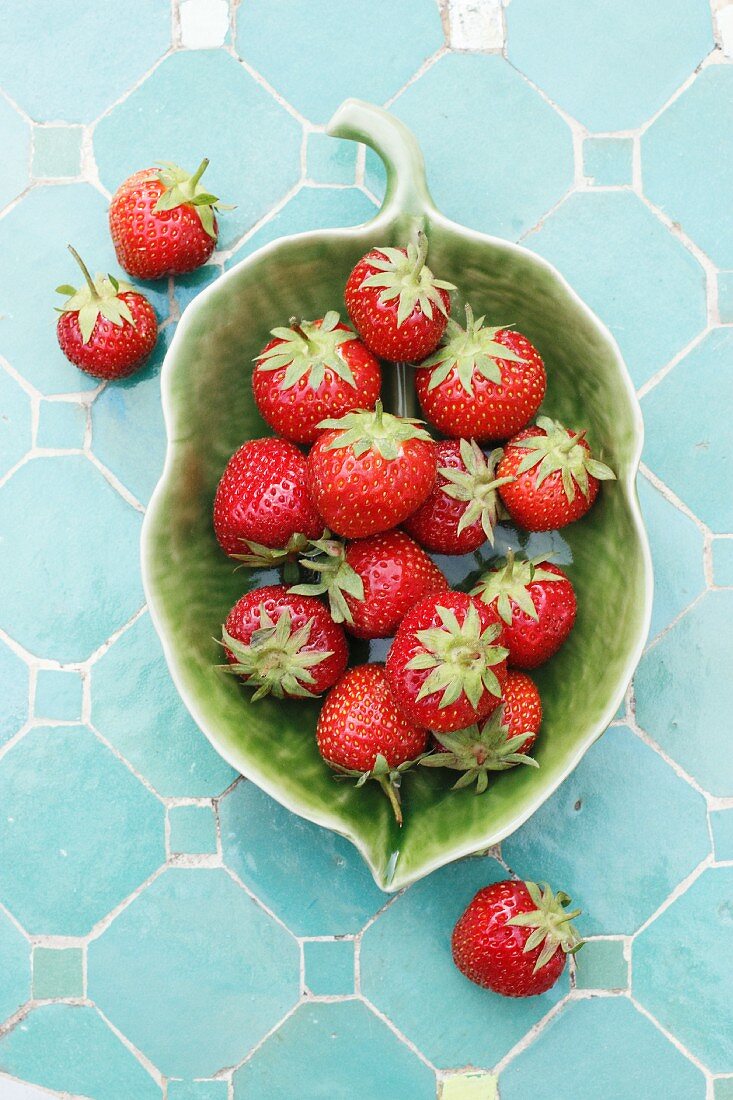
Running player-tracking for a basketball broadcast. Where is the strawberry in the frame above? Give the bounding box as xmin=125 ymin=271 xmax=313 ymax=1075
xmin=221 ymin=585 xmax=347 ymax=700
xmin=109 ymin=160 xmax=229 ymax=279
xmin=316 ymin=663 xmax=429 ymax=824
xmin=422 ymin=670 xmax=541 ymax=790
xmin=292 ymin=529 xmax=448 ymax=639
xmin=252 ymin=312 xmax=381 ymax=444
xmin=56 ymin=246 xmax=157 ymax=380
xmin=403 ymin=439 xmax=513 ymax=555
xmin=213 ymin=438 xmax=323 ymax=559
xmin=472 ymin=551 xmax=576 ymax=668
xmin=306 ymin=401 xmax=436 ymax=538
xmin=497 ymin=416 xmax=615 ymax=531
xmin=344 ymin=231 xmax=455 ymax=362
xmin=452 ymin=879 xmax=583 ymax=997
xmin=415 ymin=305 xmax=546 ymax=442
xmin=386 ymin=592 xmax=508 ymax=734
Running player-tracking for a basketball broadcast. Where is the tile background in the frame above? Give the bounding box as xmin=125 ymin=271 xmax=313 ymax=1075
xmin=0 ymin=0 xmax=731 ymax=1096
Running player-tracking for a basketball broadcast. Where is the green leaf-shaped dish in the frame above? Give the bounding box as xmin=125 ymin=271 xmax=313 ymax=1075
xmin=142 ymin=100 xmax=652 ymax=892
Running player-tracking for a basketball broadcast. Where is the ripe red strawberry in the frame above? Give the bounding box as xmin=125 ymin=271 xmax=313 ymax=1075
xmin=222 ymin=585 xmax=347 ymax=700
xmin=415 ymin=305 xmax=546 ymax=442
xmin=109 ymin=160 xmax=229 ymax=279
xmin=472 ymin=552 xmax=576 ymax=668
xmin=422 ymin=670 xmax=542 ymax=791
xmin=403 ymin=439 xmax=513 ymax=555
xmin=252 ymin=312 xmax=381 ymax=444
xmin=452 ymin=879 xmax=583 ymax=997
xmin=344 ymin=231 xmax=455 ymax=362
xmin=213 ymin=438 xmax=323 ymax=558
xmin=386 ymin=592 xmax=508 ymax=734
xmin=56 ymin=246 xmax=157 ymax=380
xmin=497 ymin=417 xmax=615 ymax=531
xmin=316 ymin=663 xmax=429 ymax=824
xmin=292 ymin=529 xmax=448 ymax=639
xmin=307 ymin=402 xmax=436 ymax=538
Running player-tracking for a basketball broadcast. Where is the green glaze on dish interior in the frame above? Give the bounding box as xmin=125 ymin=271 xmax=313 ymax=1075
xmin=142 ymin=99 xmax=652 ymax=892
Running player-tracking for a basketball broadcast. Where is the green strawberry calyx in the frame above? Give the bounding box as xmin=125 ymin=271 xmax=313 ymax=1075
xmin=289 ymin=534 xmax=364 ymax=625
xmin=254 ymin=311 xmax=359 ymax=391
xmin=421 ymin=705 xmax=539 ymax=792
xmin=330 ymin=752 xmax=421 ymax=827
xmin=56 ymin=245 xmax=137 ymax=345
xmin=509 ymin=415 xmax=616 ymax=503
xmin=506 ymin=881 xmax=584 ymax=973
xmin=358 ymin=230 xmax=456 ymax=328
xmin=406 ymin=601 xmax=508 ymax=711
xmin=440 ymin=439 xmax=515 ymax=543
xmin=153 ymin=159 xmax=232 ymax=239
xmin=417 ymin=303 xmax=526 ymax=395
xmin=221 ymin=606 xmax=332 ymax=701
xmin=318 ymin=400 xmax=433 ymax=461
xmin=231 ymin=532 xmax=312 ymax=583
xmin=471 ymin=550 xmax=559 ymax=625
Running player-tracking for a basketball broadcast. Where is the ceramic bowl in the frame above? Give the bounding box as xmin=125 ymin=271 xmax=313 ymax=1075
xmin=142 ymin=99 xmax=652 ymax=892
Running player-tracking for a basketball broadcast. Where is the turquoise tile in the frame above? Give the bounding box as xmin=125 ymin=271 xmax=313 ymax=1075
xmin=304 ymin=939 xmax=354 ymax=996
xmin=32 ymin=126 xmax=83 ymax=179
xmin=507 ymin=0 xmax=713 ymax=131
xmin=0 ymin=908 xmax=29 ymax=1023
xmin=235 ymin=0 xmax=443 ymax=124
xmin=528 ymin=190 xmax=706 ymax=387
xmin=0 ymin=456 xmax=143 ymax=662
xmin=583 ymin=137 xmax=633 ymax=187
xmin=94 ymin=51 xmax=301 ymax=251
xmin=644 ymin=68 xmax=733 ymax=268
xmin=233 ymin=1001 xmax=435 ymax=1099
xmin=92 ymin=613 xmax=236 ymax=797
xmin=0 ymin=725 xmax=164 ymax=935
xmin=715 ymin=1080 xmax=733 ymax=1100
xmin=499 ymin=997 xmax=705 ymax=1099
xmin=643 ymin=329 xmax=733 ymax=530
xmin=719 ymin=272 xmax=733 ymax=323
xmin=306 ymin=131 xmax=357 ymax=184
xmin=360 ymin=858 xmax=568 ymax=1068
xmin=0 ymin=0 xmax=169 ymax=123
xmin=32 ymin=947 xmax=83 ymax=999
xmin=0 ymin=367 xmax=31 ymax=479
xmin=713 ymin=539 xmax=733 ymax=586
xmin=637 ymin=474 xmax=705 ymax=640
xmin=636 ymin=591 xmax=733 ymax=795
xmin=91 ymin=326 xmax=169 ymax=506
xmin=0 ymin=95 xmax=29 ymax=210
xmin=89 ymin=868 xmax=299 ymax=1077
xmin=635 ymin=867 xmax=733 ymax=1072
xmin=168 ymin=1083 xmax=228 ymax=1100
xmin=0 ymin=1003 xmax=161 ymax=1100
xmin=711 ymin=810 xmax=733 ymax=862
xmin=574 ymin=939 xmax=628 ymax=990
xmin=364 ymin=53 xmax=573 ymax=241
xmin=220 ymin=781 xmax=385 ymax=937
xmin=0 ymin=640 xmax=28 ymax=748
xmin=168 ymin=805 xmax=218 ymax=856
xmin=34 ymin=668 xmax=83 ymax=722
xmin=174 ymin=264 xmax=222 ymax=316
xmin=502 ymin=726 xmax=709 ymax=934
xmin=36 ymin=400 xmax=86 ymax=451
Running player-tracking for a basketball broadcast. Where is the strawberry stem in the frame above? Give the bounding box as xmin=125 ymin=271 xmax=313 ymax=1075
xmin=378 ymin=775 xmax=403 ymax=827
xmin=288 ymin=317 xmax=312 ymax=349
xmin=67 ymin=244 xmax=98 ymax=301
xmin=410 ymin=229 xmax=429 ymax=279
xmin=190 ymin=157 xmax=209 ymax=188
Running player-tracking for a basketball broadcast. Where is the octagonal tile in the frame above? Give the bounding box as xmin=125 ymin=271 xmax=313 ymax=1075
xmin=0 ymin=638 xmax=28 ymax=748
xmin=502 ymin=726 xmax=709 ymax=934
xmin=0 ymin=94 xmax=30 ymax=210
xmin=635 ymin=590 xmax=733 ymax=796
xmin=0 ymin=908 xmax=29 ymax=1023
xmin=94 ymin=50 xmax=302 ymax=251
xmin=360 ymin=857 xmax=568 ymax=1068
xmin=91 ymin=613 xmax=236 ymax=798
xmin=506 ymin=0 xmax=713 ymax=131
xmin=0 ymin=367 xmax=31 ymax=480
xmin=0 ymin=456 xmax=143 ymax=662
xmin=0 ymin=725 xmax=164 ymax=935
xmin=88 ymin=868 xmax=299 ymax=1078
xmin=527 ymin=190 xmax=706 ymax=388
xmin=235 ymin=0 xmax=444 ymax=125
xmin=642 ymin=328 xmax=733 ymax=531
xmin=219 ymin=781 xmax=385 ymax=936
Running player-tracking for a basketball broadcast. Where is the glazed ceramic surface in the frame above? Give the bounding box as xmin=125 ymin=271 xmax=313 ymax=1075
xmin=142 ymin=99 xmax=652 ymax=891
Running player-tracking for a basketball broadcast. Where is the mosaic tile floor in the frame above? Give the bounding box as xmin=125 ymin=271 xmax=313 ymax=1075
xmin=0 ymin=1 xmax=732 ymax=1097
